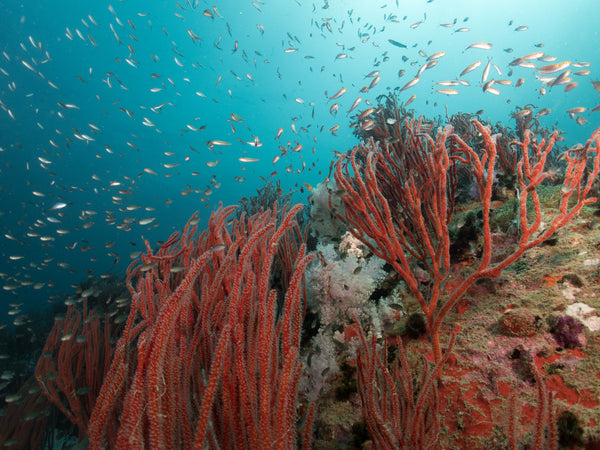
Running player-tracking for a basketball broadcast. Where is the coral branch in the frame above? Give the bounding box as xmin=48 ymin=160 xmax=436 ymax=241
xmin=35 ymin=300 xmax=112 ymax=440
xmin=334 ymin=118 xmax=600 ymax=361
xmin=87 ymin=202 xmax=314 ymax=449
xmin=354 ymin=319 xmax=458 ymax=449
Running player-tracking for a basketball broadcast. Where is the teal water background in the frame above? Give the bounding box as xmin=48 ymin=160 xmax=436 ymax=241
xmin=0 ymin=0 xmax=598 ymax=318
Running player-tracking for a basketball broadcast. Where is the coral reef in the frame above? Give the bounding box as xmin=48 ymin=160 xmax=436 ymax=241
xmin=10 ymin=110 xmax=600 ymax=449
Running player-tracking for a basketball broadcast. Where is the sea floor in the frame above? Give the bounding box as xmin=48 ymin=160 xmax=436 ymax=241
xmin=313 ymin=205 xmax=600 ymax=449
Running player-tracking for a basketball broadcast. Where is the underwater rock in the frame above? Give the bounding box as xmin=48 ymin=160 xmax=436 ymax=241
xmin=560 ymin=273 xmax=584 ymax=288
xmin=507 ymin=345 xmax=536 ymax=384
xmin=565 ymin=302 xmax=600 ymax=332
xmin=498 ymin=309 xmax=543 ymax=337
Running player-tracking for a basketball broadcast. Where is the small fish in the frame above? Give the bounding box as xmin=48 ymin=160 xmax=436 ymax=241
xmin=187 ymin=29 xmax=201 ymax=42
xmin=388 ymin=39 xmax=407 ymax=48
xmin=238 ymin=157 xmax=259 ymax=162
xmin=360 ymin=120 xmax=375 ymax=131
xmin=427 ymin=51 xmax=446 ymax=61
xmin=400 ymin=77 xmax=419 ymax=91
xmin=436 ymin=89 xmax=459 ymax=95
xmin=357 ymin=108 xmax=375 ymax=121
xmin=368 ymin=75 xmax=381 ymax=90
xmin=482 ymin=80 xmax=495 ymax=92
xmin=51 ymin=202 xmax=67 ymax=210
xmin=347 ymin=96 xmax=362 ymax=113
xmin=551 ymin=70 xmax=571 ymax=86
xmin=21 ymin=60 xmax=36 ymax=72
xmin=537 ymin=61 xmax=570 ymax=74
xmin=61 ymin=332 xmax=74 ymax=342
xmin=564 ymin=82 xmax=578 ymax=92
xmin=460 ymin=61 xmax=481 ymax=76
xmin=482 ymin=60 xmax=491 ymax=83
xmin=509 ymin=57 xmax=525 ymax=66
xmin=246 ymin=139 xmax=262 ymax=148
xmin=512 ymin=109 xmax=532 ymax=118
xmin=466 ymin=42 xmax=492 ymax=50
xmin=329 ymin=87 xmax=347 ymax=100
xmin=76 ymin=387 xmax=91 ymax=395
xmin=535 ymin=108 xmax=551 ymax=118
xmin=523 ymin=51 xmax=544 ymax=60
xmin=4 ymin=393 xmax=22 ymax=403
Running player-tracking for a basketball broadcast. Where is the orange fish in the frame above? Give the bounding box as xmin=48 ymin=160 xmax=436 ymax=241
xmin=329 ymin=87 xmax=347 ymax=100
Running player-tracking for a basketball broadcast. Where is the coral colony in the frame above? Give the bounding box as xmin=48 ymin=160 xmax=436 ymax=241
xmin=2 ymin=100 xmax=600 ymax=448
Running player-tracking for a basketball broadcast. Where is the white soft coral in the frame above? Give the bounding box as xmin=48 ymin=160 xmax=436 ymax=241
xmin=300 ymin=240 xmax=389 ymax=400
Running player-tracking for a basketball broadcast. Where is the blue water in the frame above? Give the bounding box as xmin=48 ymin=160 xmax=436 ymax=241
xmin=0 ymin=0 xmax=598 ymax=320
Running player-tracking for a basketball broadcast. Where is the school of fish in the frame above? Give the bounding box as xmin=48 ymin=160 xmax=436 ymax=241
xmin=0 ymin=0 xmax=598 ymax=333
